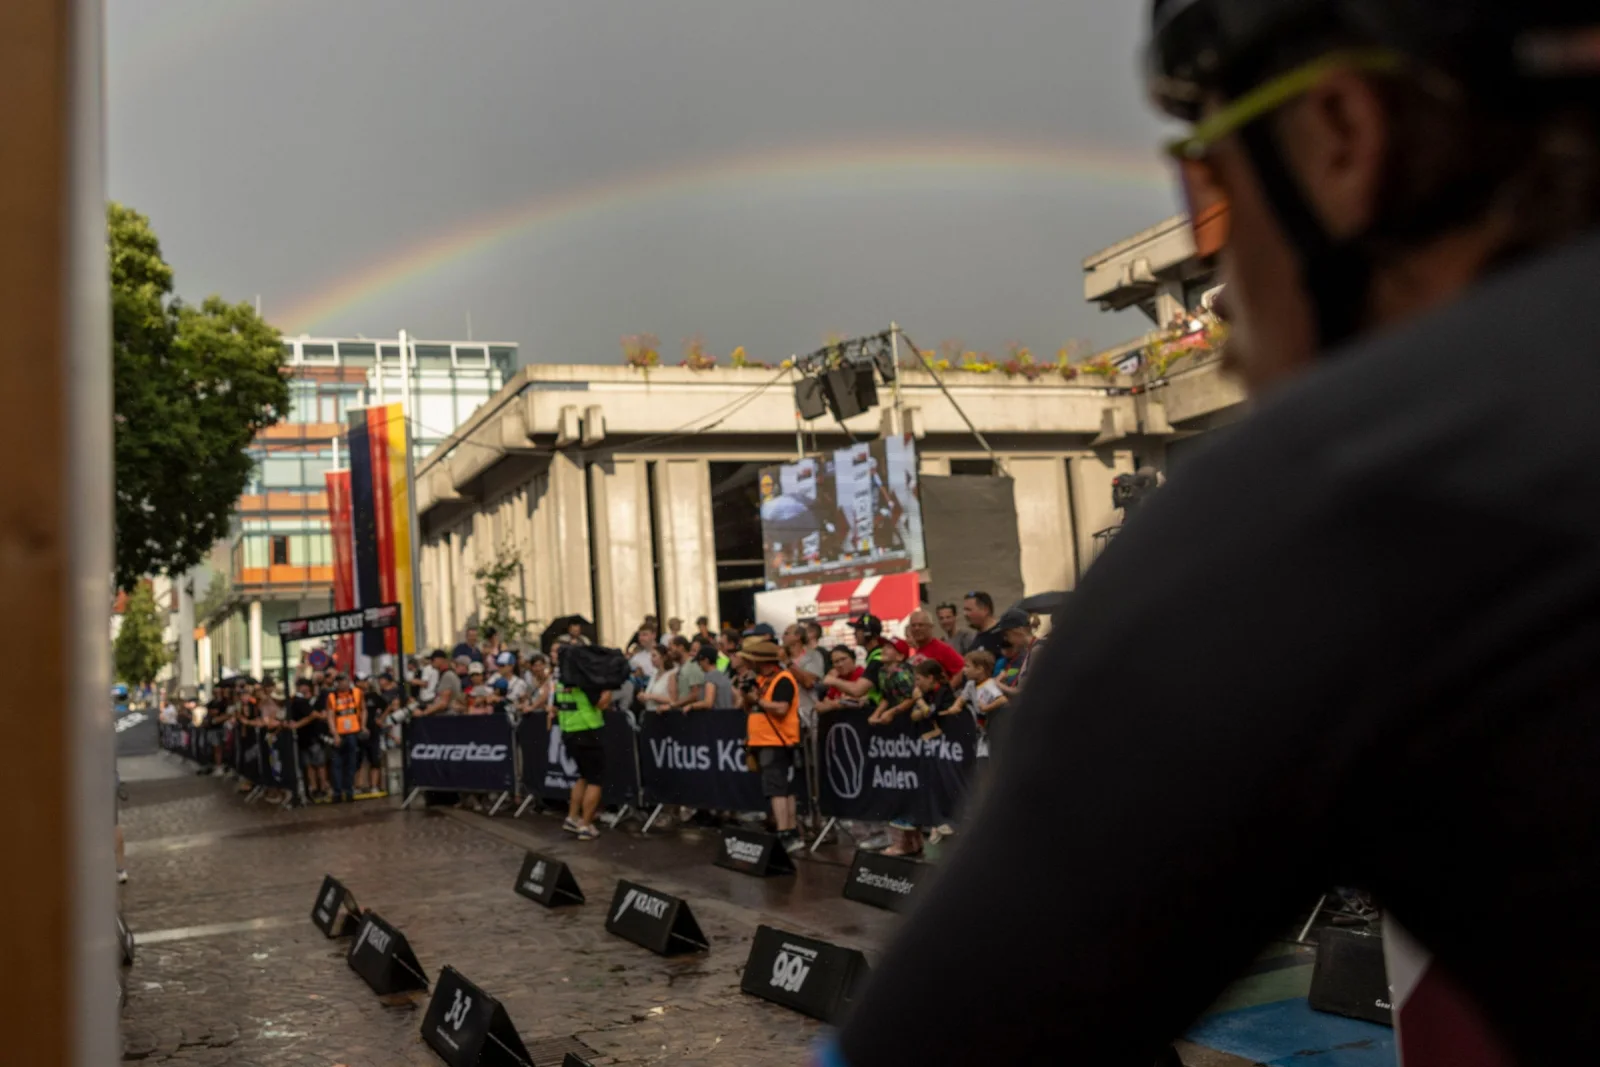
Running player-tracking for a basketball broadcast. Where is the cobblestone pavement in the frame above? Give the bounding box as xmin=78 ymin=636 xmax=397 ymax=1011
xmin=118 ymin=752 xmax=1252 ymax=1067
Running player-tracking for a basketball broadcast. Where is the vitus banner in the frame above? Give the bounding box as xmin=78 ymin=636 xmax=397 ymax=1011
xmin=403 ymin=717 xmax=516 ymax=794
xmin=515 ymin=712 xmax=638 ymax=805
xmin=637 ymin=708 xmax=768 ymax=812
xmin=816 ymin=705 xmax=977 ymax=824
xmin=740 ymin=924 xmax=870 ymax=1023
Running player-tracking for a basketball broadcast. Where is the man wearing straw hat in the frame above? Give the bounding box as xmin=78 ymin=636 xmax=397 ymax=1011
xmin=738 ymin=635 xmax=804 ymax=854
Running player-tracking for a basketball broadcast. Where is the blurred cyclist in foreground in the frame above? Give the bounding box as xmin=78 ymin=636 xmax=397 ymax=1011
xmin=822 ymin=2 xmax=1600 ymax=1064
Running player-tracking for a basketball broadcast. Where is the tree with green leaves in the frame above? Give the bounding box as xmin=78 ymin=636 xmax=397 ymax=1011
xmin=110 ymin=202 xmax=289 ymax=591
xmin=474 ymin=549 xmax=533 ymax=648
xmin=114 ymin=582 xmax=172 ymax=688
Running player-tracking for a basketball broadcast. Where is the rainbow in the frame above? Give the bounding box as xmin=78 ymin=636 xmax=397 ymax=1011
xmin=277 ymin=138 xmax=1173 ymax=333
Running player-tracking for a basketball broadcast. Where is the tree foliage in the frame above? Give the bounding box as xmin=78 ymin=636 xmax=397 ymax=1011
xmin=114 ymin=582 xmax=171 ymax=687
xmin=110 ymin=203 xmax=289 ymax=590
xmin=474 ymin=548 xmax=533 ymax=648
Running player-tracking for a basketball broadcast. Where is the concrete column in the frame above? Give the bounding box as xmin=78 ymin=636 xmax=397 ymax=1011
xmin=197 ymin=633 xmax=213 ymax=690
xmin=448 ymin=527 xmax=467 ymax=638
xmin=175 ymin=569 xmax=196 ymax=689
xmin=588 ymin=456 xmax=656 ymax=647
xmin=651 ymin=459 xmax=719 ymax=633
xmin=1067 ymin=449 xmax=1136 ymax=578
xmin=529 ymin=450 xmax=594 ymax=628
xmin=1006 ymin=456 xmax=1077 ymax=594
xmin=248 ymin=599 xmax=263 ymax=680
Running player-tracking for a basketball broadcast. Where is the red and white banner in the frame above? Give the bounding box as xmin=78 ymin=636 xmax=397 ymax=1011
xmin=753 ymin=570 xmax=921 ymax=646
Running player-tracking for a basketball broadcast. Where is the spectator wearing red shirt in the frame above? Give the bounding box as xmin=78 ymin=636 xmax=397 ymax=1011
xmin=905 ymin=609 xmax=965 ymax=678
xmin=815 ymin=646 xmax=867 ymax=714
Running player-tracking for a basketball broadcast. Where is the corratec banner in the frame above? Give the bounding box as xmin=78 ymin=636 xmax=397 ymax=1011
xmin=815 ymin=705 xmax=977 ymax=824
xmin=403 ymin=716 xmax=515 ymax=794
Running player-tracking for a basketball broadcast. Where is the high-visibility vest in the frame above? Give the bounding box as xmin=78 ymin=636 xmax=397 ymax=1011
xmin=748 ymin=669 xmax=800 ymax=748
xmin=328 ymin=690 xmax=364 ymax=736
xmin=554 ymin=685 xmax=604 ymax=734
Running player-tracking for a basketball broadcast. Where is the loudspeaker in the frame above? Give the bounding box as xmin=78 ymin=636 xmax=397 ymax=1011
xmin=794 ymin=378 xmax=828 ymax=421
xmin=822 ymin=366 xmax=877 ymax=421
xmin=1309 ymin=928 xmax=1392 ymax=1026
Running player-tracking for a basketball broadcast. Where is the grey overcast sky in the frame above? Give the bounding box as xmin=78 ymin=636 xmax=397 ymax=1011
xmin=107 ymin=0 xmax=1178 ymax=364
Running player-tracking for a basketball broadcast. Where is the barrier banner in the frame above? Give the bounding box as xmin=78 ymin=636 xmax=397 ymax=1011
xmin=238 ymin=726 xmax=263 ymax=784
xmin=843 ymin=850 xmax=928 ymax=913
xmin=740 ymin=924 xmax=869 ymax=1023
xmin=714 ymin=827 xmax=795 ymax=878
xmin=421 ymin=965 xmax=535 ymax=1067
xmin=348 ymin=910 xmax=429 ymax=996
xmin=262 ymin=727 xmax=300 ymax=793
xmin=515 ymin=712 xmax=638 ymax=805
xmin=311 ymin=875 xmax=363 ymax=938
xmin=604 ymin=879 xmax=709 ymax=957
xmin=404 ymin=717 xmax=516 ymax=794
xmin=513 ymin=852 xmax=585 ymax=908
xmin=637 ymin=708 xmax=768 ymax=812
xmin=816 ymin=705 xmax=977 ymax=824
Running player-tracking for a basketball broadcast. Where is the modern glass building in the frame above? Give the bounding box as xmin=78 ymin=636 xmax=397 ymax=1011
xmin=208 ymin=336 xmax=517 ymax=679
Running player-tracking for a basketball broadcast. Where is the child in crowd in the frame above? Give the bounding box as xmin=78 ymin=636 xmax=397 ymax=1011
xmin=867 ymin=638 xmax=916 ymax=725
xmin=950 ymin=648 xmax=1005 ymax=758
xmin=907 ymin=659 xmax=956 ymax=741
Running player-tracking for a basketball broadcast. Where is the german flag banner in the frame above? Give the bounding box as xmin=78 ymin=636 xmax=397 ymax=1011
xmin=324 ymin=469 xmax=357 ymax=671
xmin=347 ymin=404 xmax=416 ymax=657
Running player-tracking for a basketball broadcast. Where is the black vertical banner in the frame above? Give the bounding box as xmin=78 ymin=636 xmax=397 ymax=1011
xmin=347 ymin=412 xmax=383 ymax=657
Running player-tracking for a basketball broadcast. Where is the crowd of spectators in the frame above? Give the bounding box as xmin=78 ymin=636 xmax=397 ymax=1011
xmin=167 ymin=591 xmax=1041 ymax=856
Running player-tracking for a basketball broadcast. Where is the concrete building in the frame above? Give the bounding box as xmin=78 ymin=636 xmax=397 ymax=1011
xmin=1083 ymin=214 xmax=1245 ymax=462
xmin=412 ymin=360 xmax=1212 ymax=650
xmin=205 ymin=336 xmax=518 ymax=679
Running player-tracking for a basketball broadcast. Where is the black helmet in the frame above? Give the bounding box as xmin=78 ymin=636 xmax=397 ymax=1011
xmin=1147 ymin=0 xmax=1600 ymax=349
xmin=1150 ymin=0 xmax=1600 ymax=120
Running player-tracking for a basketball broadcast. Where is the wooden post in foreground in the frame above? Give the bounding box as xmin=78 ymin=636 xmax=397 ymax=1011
xmin=0 ymin=0 xmax=116 ymax=1063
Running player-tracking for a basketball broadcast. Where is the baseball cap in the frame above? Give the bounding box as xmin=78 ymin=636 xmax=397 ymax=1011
xmin=495 ymin=651 xmax=517 ymax=667
xmin=886 ymin=637 xmax=911 ymax=657
xmin=468 ymin=661 xmax=486 ymax=675
xmin=997 ymin=607 xmax=1032 ymax=631
xmin=849 ymin=613 xmax=884 ymax=637
xmin=743 ymin=622 xmax=778 ymax=639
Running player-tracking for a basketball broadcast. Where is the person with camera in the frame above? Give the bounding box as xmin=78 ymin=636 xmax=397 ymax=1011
xmin=738 ymin=636 xmax=804 ymax=854
xmin=824 ymin=3 xmax=1600 ymax=1064
xmin=323 ymin=672 xmax=365 ymax=804
xmin=550 ymin=643 xmax=613 ymax=842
